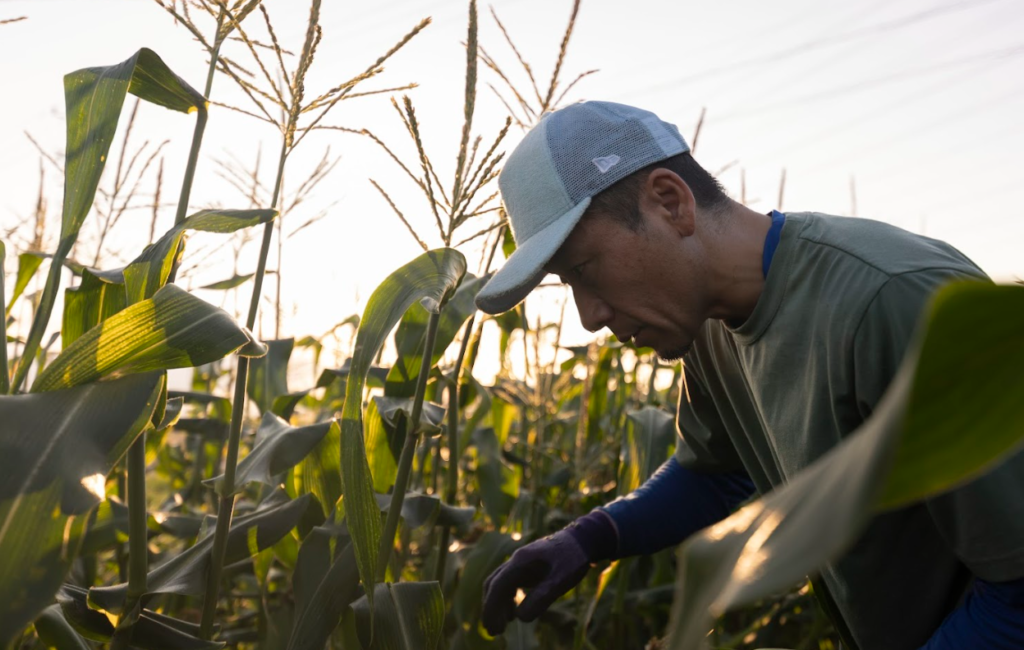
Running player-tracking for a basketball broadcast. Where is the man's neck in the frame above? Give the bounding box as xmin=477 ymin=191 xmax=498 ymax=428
xmin=701 ymin=202 xmax=774 ymax=324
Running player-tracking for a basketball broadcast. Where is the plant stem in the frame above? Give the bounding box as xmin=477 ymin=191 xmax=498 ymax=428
xmin=376 ymin=311 xmax=441 ymax=582
xmin=199 ymin=138 xmax=288 ymax=639
xmin=433 ymin=315 xmax=475 ymax=581
xmin=110 ymin=432 xmax=150 ymax=650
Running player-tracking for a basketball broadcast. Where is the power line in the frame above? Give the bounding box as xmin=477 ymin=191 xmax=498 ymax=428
xmin=638 ymin=0 xmax=1006 ymax=96
xmin=713 ymin=44 xmax=1024 ymax=122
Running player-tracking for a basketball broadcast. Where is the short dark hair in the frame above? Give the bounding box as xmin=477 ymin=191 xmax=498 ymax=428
xmin=587 ymin=152 xmax=730 ymax=230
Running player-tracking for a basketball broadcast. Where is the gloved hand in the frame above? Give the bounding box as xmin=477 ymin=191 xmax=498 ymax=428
xmin=481 ymin=510 xmax=618 ymax=635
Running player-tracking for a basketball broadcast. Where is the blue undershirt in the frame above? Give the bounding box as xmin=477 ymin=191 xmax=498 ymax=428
xmin=597 ymin=209 xmax=1024 ymax=647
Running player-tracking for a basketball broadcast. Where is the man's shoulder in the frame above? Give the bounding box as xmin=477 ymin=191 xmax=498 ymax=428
xmin=785 ymin=211 xmax=984 ymax=279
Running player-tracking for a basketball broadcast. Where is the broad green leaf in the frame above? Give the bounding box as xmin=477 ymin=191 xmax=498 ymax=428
xmin=339 ymin=248 xmax=466 ymax=605
xmin=200 ymin=272 xmax=255 ymax=291
xmin=62 ymin=267 xmax=128 ymax=348
xmin=205 ymin=413 xmax=334 ymax=495
xmin=0 ymin=373 xmax=163 ymax=641
xmin=879 ymin=282 xmax=1024 ymax=506
xmin=61 ymin=48 xmax=203 ymax=251
xmin=587 ymin=345 xmax=616 ymax=445
xmin=365 ymin=396 xmax=447 ymax=493
xmin=619 ymin=407 xmax=676 ymax=495
xmin=6 ymin=251 xmax=45 ymax=317
xmin=56 ymin=585 xmax=224 ymax=650
xmin=89 ymin=491 xmax=313 ymax=613
xmin=385 ymin=273 xmax=486 ymax=397
xmin=248 ymin=338 xmax=294 ymax=413
xmin=472 ymin=427 xmax=518 ymax=526
xmin=350 ymin=582 xmax=445 ymax=650
xmin=125 ymin=209 xmax=276 ymax=305
xmin=287 ymin=512 xmax=360 ymax=650
xmin=374 ymin=491 xmax=475 ymax=530
xmin=11 ymin=49 xmax=205 ymax=393
xmin=664 ymin=281 xmax=1024 ymax=650
xmin=34 ymin=605 xmax=90 ymax=650
xmin=364 ymin=397 xmax=399 ymax=493
xmin=80 ymin=498 xmax=129 ymax=555
xmin=34 ymin=284 xmax=251 ymax=392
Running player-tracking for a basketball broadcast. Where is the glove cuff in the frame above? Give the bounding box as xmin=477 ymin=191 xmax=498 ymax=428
xmin=565 ymin=509 xmax=619 ymax=562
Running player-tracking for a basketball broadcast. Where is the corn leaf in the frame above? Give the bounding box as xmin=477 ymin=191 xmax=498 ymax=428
xmin=34 ymin=284 xmax=251 ymax=392
xmin=339 ymin=248 xmax=467 ymax=607
xmin=33 ymin=605 xmax=90 ymax=650
xmin=200 ymin=273 xmax=255 ymax=291
xmin=618 ymin=407 xmax=676 ymax=495
xmin=664 ymin=281 xmax=1024 ymax=650
xmin=287 ymin=511 xmax=360 ymax=650
xmin=5 ymin=251 xmax=45 ymax=318
xmin=247 ymin=338 xmax=294 ymax=413
xmin=124 ymin=208 xmax=276 ymax=305
xmin=374 ymin=491 xmax=475 ymax=530
xmin=56 ymin=585 xmax=224 ymax=650
xmin=350 ymin=582 xmax=445 ymax=650
xmin=0 ymin=372 xmax=163 ymax=641
xmin=472 ymin=427 xmax=518 ymax=526
xmin=62 ymin=268 xmax=127 ymax=348
xmin=205 ymin=413 xmax=334 ymax=495
xmin=88 ymin=491 xmax=313 ymax=613
xmin=385 ymin=273 xmax=486 ymax=397
xmin=12 ymin=48 xmax=205 ymax=393
xmin=365 ymin=396 xmax=447 ymax=492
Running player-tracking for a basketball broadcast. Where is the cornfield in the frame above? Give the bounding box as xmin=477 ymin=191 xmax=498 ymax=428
xmin=2 ymin=2 xmax=1023 ymax=650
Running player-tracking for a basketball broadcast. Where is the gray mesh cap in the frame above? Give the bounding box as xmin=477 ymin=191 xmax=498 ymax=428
xmin=475 ymin=101 xmax=690 ymax=314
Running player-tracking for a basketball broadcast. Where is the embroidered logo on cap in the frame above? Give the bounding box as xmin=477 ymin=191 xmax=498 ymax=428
xmin=592 ymin=154 xmax=621 ymax=173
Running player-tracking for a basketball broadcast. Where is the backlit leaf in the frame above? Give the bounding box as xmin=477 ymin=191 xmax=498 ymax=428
xmin=0 ymin=373 xmax=163 ymax=640
xmin=206 ymin=413 xmax=334 ymax=495
xmin=338 ymin=248 xmax=466 ymax=606
xmin=34 ymin=284 xmax=251 ymax=392
xmin=350 ymin=581 xmax=445 ymax=650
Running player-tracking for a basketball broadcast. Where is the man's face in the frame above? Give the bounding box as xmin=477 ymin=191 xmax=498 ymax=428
xmin=543 ymin=205 xmax=708 ymax=361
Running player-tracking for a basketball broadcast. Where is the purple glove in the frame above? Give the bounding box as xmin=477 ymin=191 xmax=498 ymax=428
xmin=481 ymin=510 xmax=618 ymax=635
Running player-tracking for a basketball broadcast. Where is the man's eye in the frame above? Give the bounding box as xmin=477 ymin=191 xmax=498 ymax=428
xmin=571 ymin=263 xmax=586 ymax=279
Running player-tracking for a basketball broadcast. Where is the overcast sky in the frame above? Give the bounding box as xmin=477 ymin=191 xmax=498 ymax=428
xmin=2 ymin=0 xmax=1022 ymax=378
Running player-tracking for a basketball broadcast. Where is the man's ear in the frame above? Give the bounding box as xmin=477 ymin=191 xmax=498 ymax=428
xmin=642 ymin=168 xmax=696 ymax=238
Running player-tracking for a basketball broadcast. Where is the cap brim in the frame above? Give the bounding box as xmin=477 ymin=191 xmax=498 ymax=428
xmin=475 ymin=197 xmax=591 ymax=314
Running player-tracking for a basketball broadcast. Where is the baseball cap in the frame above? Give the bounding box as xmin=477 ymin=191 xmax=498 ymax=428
xmin=474 ymin=101 xmax=690 ymax=314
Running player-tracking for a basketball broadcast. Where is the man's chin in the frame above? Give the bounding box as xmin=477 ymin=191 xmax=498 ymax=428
xmin=655 ymin=344 xmax=691 ymax=362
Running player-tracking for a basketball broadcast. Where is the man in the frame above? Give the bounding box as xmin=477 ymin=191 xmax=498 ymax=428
xmin=474 ymin=101 xmax=1024 ymax=649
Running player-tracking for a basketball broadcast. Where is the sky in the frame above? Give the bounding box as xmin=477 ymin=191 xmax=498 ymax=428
xmin=2 ymin=0 xmax=1023 ymax=382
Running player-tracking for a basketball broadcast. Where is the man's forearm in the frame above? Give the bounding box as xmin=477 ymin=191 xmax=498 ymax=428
xmin=590 ymin=457 xmax=755 ymax=559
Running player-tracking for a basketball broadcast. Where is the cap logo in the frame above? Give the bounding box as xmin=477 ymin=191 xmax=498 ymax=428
xmin=592 ymin=154 xmax=620 ymax=173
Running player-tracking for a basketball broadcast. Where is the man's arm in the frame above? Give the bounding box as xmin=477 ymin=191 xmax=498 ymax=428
xmin=598 ymin=458 xmax=754 ymax=557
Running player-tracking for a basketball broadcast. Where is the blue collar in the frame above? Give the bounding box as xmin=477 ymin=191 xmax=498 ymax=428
xmin=762 ymin=210 xmax=786 ymax=278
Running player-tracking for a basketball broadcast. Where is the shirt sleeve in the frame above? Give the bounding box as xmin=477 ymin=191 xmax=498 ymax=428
xmin=918 ymin=577 xmax=1024 ymax=649
xmin=674 ymin=358 xmax=746 ymax=473
xmin=600 ymin=458 xmax=755 ymax=558
xmin=852 ymin=268 xmax=1024 ymax=582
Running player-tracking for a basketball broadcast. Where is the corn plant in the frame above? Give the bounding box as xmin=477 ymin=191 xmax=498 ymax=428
xmin=5 ymin=2 xmax=1024 ymax=650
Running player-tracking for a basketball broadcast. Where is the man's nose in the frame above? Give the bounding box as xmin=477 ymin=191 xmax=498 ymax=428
xmin=572 ymin=287 xmax=613 ymax=333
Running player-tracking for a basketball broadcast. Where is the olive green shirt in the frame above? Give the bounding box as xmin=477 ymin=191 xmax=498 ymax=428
xmin=674 ymin=212 xmax=1024 ymax=649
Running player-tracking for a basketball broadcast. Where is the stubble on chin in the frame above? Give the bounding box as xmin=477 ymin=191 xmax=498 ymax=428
xmin=656 ymin=344 xmax=691 ymax=362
